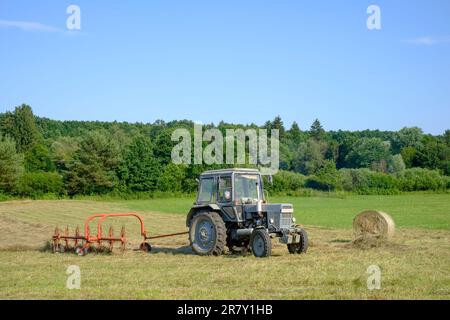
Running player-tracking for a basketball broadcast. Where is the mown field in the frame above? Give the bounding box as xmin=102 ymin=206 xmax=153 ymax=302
xmin=0 ymin=194 xmax=449 ymax=300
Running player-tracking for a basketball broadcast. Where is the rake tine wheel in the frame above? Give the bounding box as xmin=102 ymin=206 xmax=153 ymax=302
xmin=52 ymin=212 xmax=188 ymax=256
xmin=108 ymin=226 xmax=114 ymax=252
xmin=120 ymin=226 xmax=126 ymax=252
xmin=98 ymin=225 xmax=102 ymax=250
xmin=52 ymin=227 xmax=60 ymax=253
xmin=86 ymin=225 xmax=90 ymax=249
xmin=75 ymin=226 xmax=80 ymax=247
xmin=64 ymin=226 xmax=70 ymax=251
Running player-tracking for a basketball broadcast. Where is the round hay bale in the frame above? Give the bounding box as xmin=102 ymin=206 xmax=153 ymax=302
xmin=353 ymin=210 xmax=395 ymax=241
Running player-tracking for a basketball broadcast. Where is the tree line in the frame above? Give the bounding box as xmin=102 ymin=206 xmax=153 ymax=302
xmin=0 ymin=104 xmax=449 ymax=198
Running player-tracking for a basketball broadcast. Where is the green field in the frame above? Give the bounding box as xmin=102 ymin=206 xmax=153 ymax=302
xmin=0 ymin=194 xmax=449 ymax=300
xmin=121 ymin=193 xmax=450 ymax=229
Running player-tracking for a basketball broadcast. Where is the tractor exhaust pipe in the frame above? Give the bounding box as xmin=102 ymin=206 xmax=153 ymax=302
xmin=256 ymin=181 xmax=263 ymax=216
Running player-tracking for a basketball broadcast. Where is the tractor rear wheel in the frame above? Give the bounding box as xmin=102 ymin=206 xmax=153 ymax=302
xmin=287 ymin=228 xmax=308 ymax=254
xmin=189 ymin=212 xmax=226 ymax=256
xmin=250 ymin=229 xmax=272 ymax=258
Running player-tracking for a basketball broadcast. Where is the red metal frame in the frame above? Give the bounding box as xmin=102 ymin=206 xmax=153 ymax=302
xmin=83 ymin=213 xmax=147 ymax=242
xmin=52 ymin=213 xmax=188 ymax=255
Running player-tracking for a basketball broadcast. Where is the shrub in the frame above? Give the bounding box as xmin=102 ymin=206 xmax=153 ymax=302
xmin=268 ymin=170 xmax=306 ymax=193
xmin=339 ymin=168 xmax=371 ymax=191
xmin=398 ymin=168 xmax=446 ymax=191
xmin=306 ymin=160 xmax=340 ymax=191
xmin=0 ymin=193 xmax=12 ymax=201
xmin=306 ymin=176 xmax=334 ymax=191
xmin=445 ymin=176 xmax=450 ymax=189
xmin=157 ymin=163 xmax=186 ymax=192
xmin=353 ymin=188 xmax=402 ymax=195
xmin=339 ymin=169 xmax=398 ymax=192
xmin=182 ymin=178 xmax=199 ymax=194
xmin=317 ymin=160 xmax=340 ymax=190
xmin=367 ymin=171 xmax=399 ymax=190
xmin=18 ymin=172 xmax=64 ymax=197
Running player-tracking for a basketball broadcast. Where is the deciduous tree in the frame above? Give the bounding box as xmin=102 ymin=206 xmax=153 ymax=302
xmin=0 ymin=135 xmax=24 ymax=193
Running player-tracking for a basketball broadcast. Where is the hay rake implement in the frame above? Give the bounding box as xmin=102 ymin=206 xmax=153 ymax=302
xmin=52 ymin=213 xmax=188 ymax=256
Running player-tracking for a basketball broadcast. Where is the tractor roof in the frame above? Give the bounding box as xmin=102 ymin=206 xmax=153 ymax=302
xmin=200 ymin=168 xmax=260 ymax=176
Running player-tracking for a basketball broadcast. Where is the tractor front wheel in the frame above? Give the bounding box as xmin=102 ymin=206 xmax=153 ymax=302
xmin=250 ymin=229 xmax=272 ymax=258
xmin=287 ymin=228 xmax=308 ymax=254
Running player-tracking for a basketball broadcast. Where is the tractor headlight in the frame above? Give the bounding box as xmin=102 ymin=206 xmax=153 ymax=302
xmin=292 ymin=217 xmax=296 ymax=223
xmin=269 ymin=218 xmax=275 ymax=224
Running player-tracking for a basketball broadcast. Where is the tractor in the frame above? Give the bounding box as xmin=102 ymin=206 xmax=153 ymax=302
xmin=187 ymin=168 xmax=308 ymax=258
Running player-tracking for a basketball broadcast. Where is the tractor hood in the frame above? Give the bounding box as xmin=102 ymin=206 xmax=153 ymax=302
xmin=241 ymin=203 xmax=295 ymax=230
xmin=243 ymin=203 xmax=294 ymax=214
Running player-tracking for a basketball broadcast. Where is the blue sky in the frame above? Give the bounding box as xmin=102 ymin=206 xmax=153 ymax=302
xmin=0 ymin=0 xmax=449 ymax=134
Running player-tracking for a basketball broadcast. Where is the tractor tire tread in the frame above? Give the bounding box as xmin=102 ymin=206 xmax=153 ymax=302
xmin=250 ymin=229 xmax=272 ymax=258
xmin=190 ymin=211 xmax=227 ymax=256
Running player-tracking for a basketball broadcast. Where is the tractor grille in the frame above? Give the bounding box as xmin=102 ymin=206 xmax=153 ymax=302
xmin=280 ymin=212 xmax=292 ymax=228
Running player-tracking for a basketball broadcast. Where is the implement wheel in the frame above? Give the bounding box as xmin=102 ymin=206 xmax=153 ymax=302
xmin=189 ymin=212 xmax=226 ymax=256
xmin=75 ymin=245 xmax=89 ymax=256
xmin=140 ymin=242 xmax=152 ymax=253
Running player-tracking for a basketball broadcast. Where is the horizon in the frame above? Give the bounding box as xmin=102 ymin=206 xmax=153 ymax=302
xmin=1 ymin=1 xmax=450 ymax=135
xmin=1 ymin=103 xmax=448 ymax=135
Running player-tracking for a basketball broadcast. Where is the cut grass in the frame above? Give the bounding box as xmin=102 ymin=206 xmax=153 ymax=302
xmin=0 ymin=194 xmax=449 ymax=300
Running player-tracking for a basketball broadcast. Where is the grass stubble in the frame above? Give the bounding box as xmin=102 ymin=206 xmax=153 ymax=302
xmin=0 ymin=197 xmax=449 ymax=300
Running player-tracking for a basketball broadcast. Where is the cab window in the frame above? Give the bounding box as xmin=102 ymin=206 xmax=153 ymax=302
xmin=198 ymin=177 xmax=214 ymax=203
xmin=234 ymin=174 xmax=262 ymax=201
xmin=217 ymin=176 xmax=232 ymax=203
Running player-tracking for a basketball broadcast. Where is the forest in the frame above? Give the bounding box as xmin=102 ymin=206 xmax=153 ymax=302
xmin=0 ymin=104 xmax=449 ymax=198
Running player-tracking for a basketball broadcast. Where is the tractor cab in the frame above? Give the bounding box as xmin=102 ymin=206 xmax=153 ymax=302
xmin=196 ymin=169 xmax=264 ymax=205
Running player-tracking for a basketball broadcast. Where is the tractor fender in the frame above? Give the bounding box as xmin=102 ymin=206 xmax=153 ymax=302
xmin=186 ymin=204 xmax=221 ymax=227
